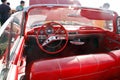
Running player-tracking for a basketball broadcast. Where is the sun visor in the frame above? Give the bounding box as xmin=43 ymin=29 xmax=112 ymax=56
xmin=81 ymin=8 xmax=114 ymax=20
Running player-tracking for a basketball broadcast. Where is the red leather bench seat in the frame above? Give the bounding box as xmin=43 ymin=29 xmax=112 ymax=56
xmin=27 ymin=51 xmax=120 ymax=80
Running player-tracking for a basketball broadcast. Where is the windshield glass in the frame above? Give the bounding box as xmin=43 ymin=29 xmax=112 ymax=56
xmin=26 ymin=6 xmax=113 ymax=31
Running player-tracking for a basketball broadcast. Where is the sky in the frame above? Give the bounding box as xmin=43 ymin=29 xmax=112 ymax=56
xmin=0 ymin=0 xmax=120 ymax=15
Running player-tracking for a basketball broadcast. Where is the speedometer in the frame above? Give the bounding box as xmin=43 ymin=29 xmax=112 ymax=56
xmin=45 ymin=27 xmax=54 ymax=34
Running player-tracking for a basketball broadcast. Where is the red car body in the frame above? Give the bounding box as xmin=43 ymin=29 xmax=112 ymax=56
xmin=0 ymin=0 xmax=120 ymax=80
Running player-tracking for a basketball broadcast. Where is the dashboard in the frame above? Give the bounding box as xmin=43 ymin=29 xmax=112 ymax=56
xmin=26 ymin=22 xmax=105 ymax=54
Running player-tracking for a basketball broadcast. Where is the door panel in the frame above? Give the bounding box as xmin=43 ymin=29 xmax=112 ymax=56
xmin=104 ymin=31 xmax=120 ymax=51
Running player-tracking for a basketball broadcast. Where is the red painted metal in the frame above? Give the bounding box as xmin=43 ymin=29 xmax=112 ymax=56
xmin=27 ymin=50 xmax=120 ymax=80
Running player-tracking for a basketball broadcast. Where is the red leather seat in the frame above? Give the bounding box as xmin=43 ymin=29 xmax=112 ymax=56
xmin=27 ymin=51 xmax=120 ymax=80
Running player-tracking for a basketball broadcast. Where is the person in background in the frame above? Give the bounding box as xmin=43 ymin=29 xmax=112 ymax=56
xmin=0 ymin=0 xmax=11 ymax=26
xmin=7 ymin=2 xmax=10 ymax=6
xmin=16 ymin=0 xmax=25 ymax=11
xmin=102 ymin=3 xmax=110 ymax=9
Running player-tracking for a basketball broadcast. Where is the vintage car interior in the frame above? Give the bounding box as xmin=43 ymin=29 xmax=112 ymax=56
xmin=23 ymin=5 xmax=120 ymax=80
xmin=0 ymin=4 xmax=120 ymax=80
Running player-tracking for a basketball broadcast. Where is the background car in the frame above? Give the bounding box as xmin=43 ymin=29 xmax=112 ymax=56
xmin=0 ymin=2 xmax=120 ymax=80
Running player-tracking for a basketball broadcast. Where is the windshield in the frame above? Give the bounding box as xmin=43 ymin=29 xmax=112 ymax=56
xmin=26 ymin=6 xmax=113 ymax=31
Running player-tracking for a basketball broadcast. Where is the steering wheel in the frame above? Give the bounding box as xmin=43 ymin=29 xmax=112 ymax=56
xmin=35 ymin=22 xmax=68 ymax=54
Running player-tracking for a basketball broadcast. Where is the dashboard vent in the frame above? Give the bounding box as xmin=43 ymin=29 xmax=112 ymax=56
xmin=68 ymin=32 xmax=77 ymax=34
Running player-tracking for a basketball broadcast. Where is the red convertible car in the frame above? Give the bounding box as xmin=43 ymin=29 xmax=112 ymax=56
xmin=0 ymin=1 xmax=120 ymax=80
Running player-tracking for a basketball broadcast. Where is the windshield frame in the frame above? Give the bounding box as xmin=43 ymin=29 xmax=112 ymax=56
xmin=24 ymin=4 xmax=116 ymax=32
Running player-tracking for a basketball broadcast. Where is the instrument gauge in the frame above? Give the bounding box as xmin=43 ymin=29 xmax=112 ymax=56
xmin=40 ymin=30 xmax=44 ymax=34
xmin=45 ymin=27 xmax=54 ymax=34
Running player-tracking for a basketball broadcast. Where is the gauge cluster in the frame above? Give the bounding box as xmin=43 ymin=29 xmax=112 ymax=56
xmin=45 ymin=27 xmax=54 ymax=34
